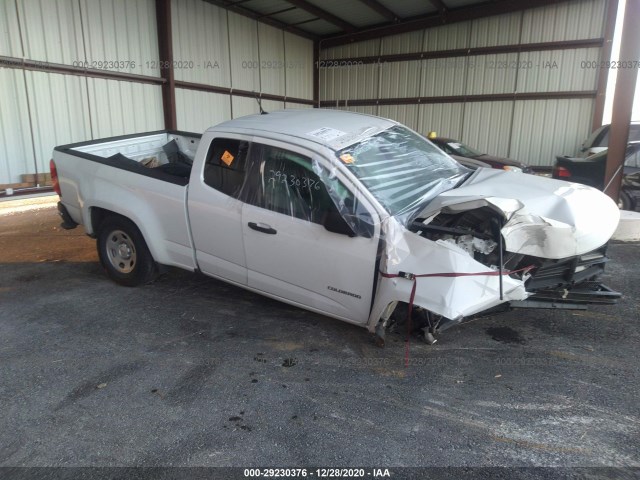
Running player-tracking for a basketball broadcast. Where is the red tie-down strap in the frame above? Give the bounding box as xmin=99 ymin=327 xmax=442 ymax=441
xmin=380 ymin=265 xmax=535 ymax=366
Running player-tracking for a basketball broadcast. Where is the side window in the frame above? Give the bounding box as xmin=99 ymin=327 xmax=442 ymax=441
xmin=625 ymin=148 xmax=640 ymax=168
xmin=247 ymin=144 xmax=334 ymax=224
xmin=203 ymin=138 xmax=249 ymax=198
xmin=629 ymin=125 xmax=640 ymax=142
xmin=594 ymin=128 xmax=610 ymax=148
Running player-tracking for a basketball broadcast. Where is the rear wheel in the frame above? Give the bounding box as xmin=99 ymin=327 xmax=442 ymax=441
xmin=618 ymin=191 xmax=634 ymax=211
xmin=97 ymin=216 xmax=158 ymax=286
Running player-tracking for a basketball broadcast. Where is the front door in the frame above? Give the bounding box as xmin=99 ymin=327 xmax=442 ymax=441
xmin=241 ymin=140 xmax=380 ymax=324
xmin=188 ymin=133 xmax=251 ymax=285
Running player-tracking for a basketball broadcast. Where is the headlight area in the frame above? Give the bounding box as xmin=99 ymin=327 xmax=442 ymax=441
xmin=377 ymin=207 xmax=621 ymax=346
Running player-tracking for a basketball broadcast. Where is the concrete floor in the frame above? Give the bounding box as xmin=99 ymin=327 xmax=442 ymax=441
xmin=1 ymin=205 xmax=639 ymax=470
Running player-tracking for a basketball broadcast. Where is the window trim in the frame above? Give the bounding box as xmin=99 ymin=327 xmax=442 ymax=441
xmin=201 ymin=133 xmax=253 ymax=199
xmin=243 ymin=136 xmax=381 ymax=235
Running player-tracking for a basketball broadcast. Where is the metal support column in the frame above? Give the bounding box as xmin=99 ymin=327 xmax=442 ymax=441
xmin=592 ymin=0 xmax=619 ymax=132
xmin=604 ymin=0 xmax=640 ymax=202
xmin=156 ymin=0 xmax=177 ymax=130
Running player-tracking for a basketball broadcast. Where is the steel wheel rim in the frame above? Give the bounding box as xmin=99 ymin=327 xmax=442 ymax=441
xmin=106 ymin=230 xmax=137 ymax=274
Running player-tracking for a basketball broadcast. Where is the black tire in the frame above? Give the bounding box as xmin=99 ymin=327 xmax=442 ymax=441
xmin=97 ymin=215 xmax=158 ymax=287
xmin=618 ymin=191 xmax=634 ymax=211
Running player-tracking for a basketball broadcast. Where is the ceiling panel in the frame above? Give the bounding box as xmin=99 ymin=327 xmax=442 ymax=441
xmin=296 ymin=19 xmax=342 ymax=36
xmin=270 ymin=8 xmax=316 ymax=24
xmin=377 ymin=0 xmax=437 ymax=18
xmin=304 ymin=0 xmax=388 ymax=28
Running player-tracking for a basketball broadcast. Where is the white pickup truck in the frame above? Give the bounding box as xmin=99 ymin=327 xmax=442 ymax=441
xmin=51 ymin=109 xmax=621 ymax=344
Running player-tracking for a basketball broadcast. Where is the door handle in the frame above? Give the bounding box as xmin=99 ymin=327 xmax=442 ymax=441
xmin=248 ymin=222 xmax=277 ymax=235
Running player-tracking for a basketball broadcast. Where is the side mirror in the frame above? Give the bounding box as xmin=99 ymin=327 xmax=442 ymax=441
xmin=323 ymin=210 xmax=356 ymax=237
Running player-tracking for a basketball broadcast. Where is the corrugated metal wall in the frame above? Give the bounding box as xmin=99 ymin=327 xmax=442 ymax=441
xmin=0 ymin=0 xmax=314 ymax=187
xmin=172 ymin=0 xmax=314 ymax=131
xmin=319 ymin=0 xmax=608 ymax=166
xmin=0 ymin=0 xmax=163 ymax=186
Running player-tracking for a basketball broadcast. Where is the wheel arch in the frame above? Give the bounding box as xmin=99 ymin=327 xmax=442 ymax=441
xmin=88 ymin=205 xmax=166 ymax=265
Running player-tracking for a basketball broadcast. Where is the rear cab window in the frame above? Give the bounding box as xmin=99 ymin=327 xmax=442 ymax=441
xmin=203 ymin=138 xmax=250 ymax=198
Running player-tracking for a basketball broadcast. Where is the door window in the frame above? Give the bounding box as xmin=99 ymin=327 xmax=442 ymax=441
xmin=244 ymin=144 xmax=333 ymax=224
xmin=203 ymin=138 xmax=249 ymax=198
xmin=625 ymin=146 xmax=640 ymax=168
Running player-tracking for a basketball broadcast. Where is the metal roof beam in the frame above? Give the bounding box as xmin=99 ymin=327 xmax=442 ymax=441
xmin=356 ymin=0 xmax=399 ymax=22
xmin=428 ymin=0 xmax=448 ymax=13
xmin=282 ymin=0 xmax=357 ymax=33
xmin=321 ymin=0 xmax=565 ymax=47
xmin=202 ymin=0 xmax=318 ymax=39
xmin=259 ymin=7 xmax=297 ymax=18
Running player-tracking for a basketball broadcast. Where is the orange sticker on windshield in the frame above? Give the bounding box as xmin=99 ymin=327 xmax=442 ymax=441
xmin=221 ymin=150 xmax=235 ymax=166
xmin=340 ymin=153 xmax=354 ymax=164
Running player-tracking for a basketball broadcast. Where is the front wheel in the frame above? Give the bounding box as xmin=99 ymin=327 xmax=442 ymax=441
xmin=618 ymin=191 xmax=634 ymax=211
xmin=97 ymin=216 xmax=158 ymax=287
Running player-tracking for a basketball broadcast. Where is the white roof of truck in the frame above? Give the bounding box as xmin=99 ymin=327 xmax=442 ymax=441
xmin=209 ymin=109 xmax=397 ymax=151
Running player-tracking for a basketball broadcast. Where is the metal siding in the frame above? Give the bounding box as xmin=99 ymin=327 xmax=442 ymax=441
xmin=24 ymin=71 xmax=91 ymax=177
xmin=420 ymin=58 xmax=466 ymax=97
xmin=319 ymin=66 xmax=347 ymax=101
xmin=175 ymin=88 xmax=231 ymax=133
xmin=87 ymin=78 xmax=164 ymax=139
xmin=520 ymin=0 xmax=606 ymax=43
xmin=378 ymin=105 xmax=419 ymax=131
xmin=417 ymin=103 xmax=464 ymax=139
xmin=261 ymin=99 xmax=285 ymax=113
xmin=378 ymin=61 xmax=420 ymax=99
xmin=80 ymin=0 xmax=160 ymax=76
xmin=232 ymin=96 xmax=261 ymax=119
xmin=320 ymin=39 xmax=381 ymax=60
xmin=423 ymin=22 xmax=471 ymax=52
xmin=0 ymin=69 xmax=34 ymax=184
xmin=284 ymin=32 xmax=313 ymax=100
xmin=462 ymin=101 xmax=514 ymax=157
xmin=332 ymin=106 xmax=379 ymax=116
xmin=285 ymin=102 xmax=313 ymax=109
xmin=349 ymin=64 xmax=379 ymax=100
xmin=0 ymin=0 xmax=23 ymax=57
xmin=381 ymin=31 xmax=424 ymax=55
xmin=228 ymin=12 xmax=260 ymax=92
xmin=319 ymin=63 xmax=379 ymax=101
xmin=465 ymin=53 xmax=518 ymax=95
xmin=510 ymin=98 xmax=595 ymax=166
xmin=516 ymin=47 xmax=600 ymax=93
xmin=258 ymin=23 xmax=285 ymax=96
xmin=172 ymin=0 xmax=231 ymax=87
xmin=16 ymin=0 xmax=85 ymax=65
xmin=469 ymin=12 xmax=522 ymax=48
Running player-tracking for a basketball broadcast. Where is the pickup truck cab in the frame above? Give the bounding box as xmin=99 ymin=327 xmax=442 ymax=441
xmin=51 ymin=109 xmax=621 ymax=343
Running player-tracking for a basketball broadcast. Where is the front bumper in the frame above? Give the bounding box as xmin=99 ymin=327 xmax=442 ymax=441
xmin=514 ymin=245 xmax=621 ymax=308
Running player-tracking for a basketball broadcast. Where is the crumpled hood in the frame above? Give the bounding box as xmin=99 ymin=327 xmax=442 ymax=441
xmin=420 ymin=168 xmax=620 ymax=259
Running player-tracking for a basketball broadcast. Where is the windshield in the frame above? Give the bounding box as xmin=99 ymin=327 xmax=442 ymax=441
xmin=446 ymin=141 xmax=483 ymax=157
xmin=336 ymin=126 xmax=468 ymax=224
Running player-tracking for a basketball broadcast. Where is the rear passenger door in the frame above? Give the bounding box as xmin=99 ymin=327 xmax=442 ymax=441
xmin=240 ymin=139 xmax=381 ymax=324
xmin=188 ymin=134 xmax=251 ymax=285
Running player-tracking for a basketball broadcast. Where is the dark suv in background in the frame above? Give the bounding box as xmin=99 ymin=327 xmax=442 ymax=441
xmin=553 ymin=142 xmax=640 ymax=211
xmin=428 ymin=135 xmax=532 ymax=173
xmin=577 ymin=123 xmax=640 ymax=158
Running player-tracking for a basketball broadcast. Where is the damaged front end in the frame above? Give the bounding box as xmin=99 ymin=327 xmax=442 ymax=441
xmin=368 ymin=170 xmax=622 ymax=343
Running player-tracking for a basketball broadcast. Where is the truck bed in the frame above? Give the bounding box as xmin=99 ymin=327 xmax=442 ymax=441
xmin=53 ymin=130 xmax=202 ymax=271
xmin=55 ymin=130 xmax=202 ymax=186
